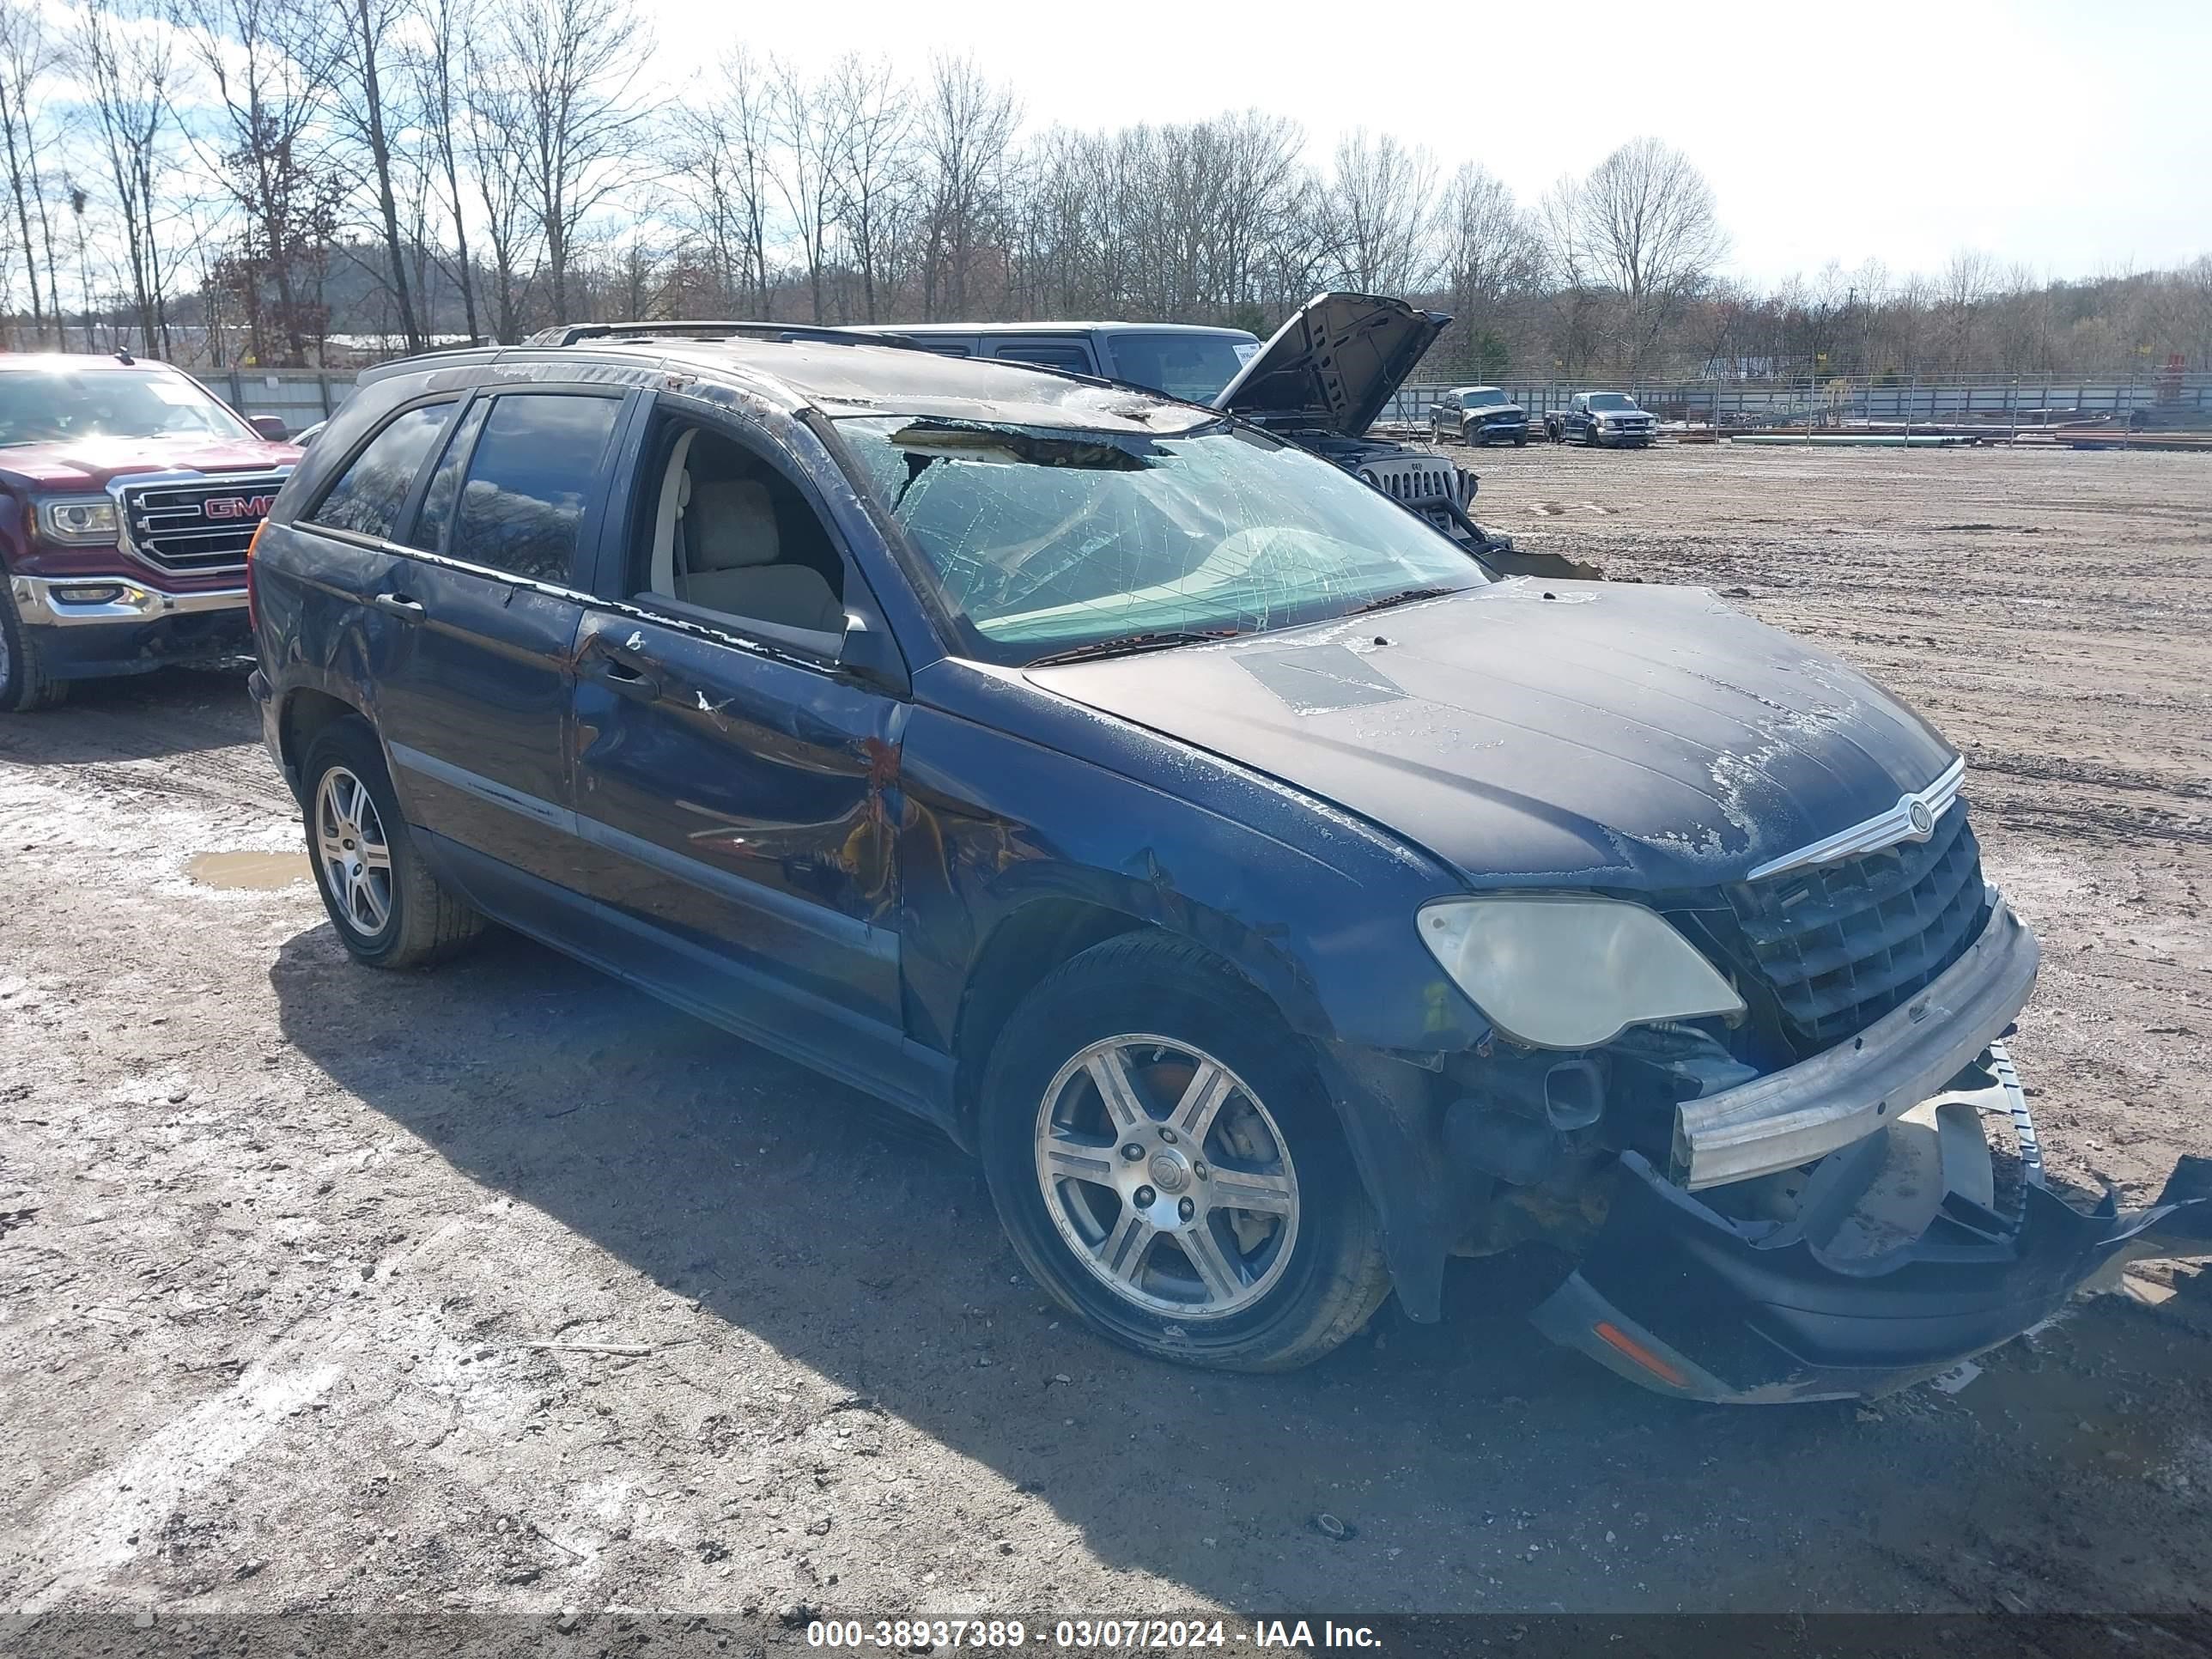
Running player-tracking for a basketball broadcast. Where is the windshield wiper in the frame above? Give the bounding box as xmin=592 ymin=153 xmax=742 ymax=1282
xmin=1347 ymin=585 xmax=1461 ymax=616
xmin=1027 ymin=628 xmax=1242 ymax=667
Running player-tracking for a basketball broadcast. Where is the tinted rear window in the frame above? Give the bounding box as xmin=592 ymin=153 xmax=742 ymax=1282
xmin=404 ymin=399 xmax=490 ymax=553
xmin=309 ymin=403 xmax=454 ymax=539
xmin=449 ymin=394 xmax=620 ymax=585
xmin=991 ymin=343 xmax=1095 ymax=375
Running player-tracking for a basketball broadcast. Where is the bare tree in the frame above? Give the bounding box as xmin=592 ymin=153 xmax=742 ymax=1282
xmin=78 ymin=0 xmax=184 ymax=356
xmin=0 ymin=0 xmax=63 ymax=345
xmin=1547 ymin=136 xmax=1726 ymax=376
xmin=1437 ymin=161 xmax=1534 ymax=374
xmin=497 ymin=0 xmax=651 ymax=322
xmin=822 ymin=54 xmax=910 ymax=324
xmin=917 ymin=53 xmax=1015 ymax=319
xmin=1322 ymin=129 xmax=1436 ymax=295
xmin=768 ymin=57 xmax=838 ymax=324
xmin=333 ymin=0 xmax=422 ymax=349
xmin=461 ymin=26 xmax=532 ymax=341
xmin=409 ymin=0 xmax=477 ymax=341
xmin=171 ymin=0 xmax=344 ymax=364
xmin=1939 ymin=248 xmax=1997 ymax=371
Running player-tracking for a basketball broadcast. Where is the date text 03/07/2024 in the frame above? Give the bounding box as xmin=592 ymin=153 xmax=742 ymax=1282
xmin=804 ymin=1618 xmax=1384 ymax=1649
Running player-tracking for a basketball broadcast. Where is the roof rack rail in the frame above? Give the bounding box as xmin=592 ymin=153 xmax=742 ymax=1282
xmin=522 ymin=319 xmax=922 ymax=351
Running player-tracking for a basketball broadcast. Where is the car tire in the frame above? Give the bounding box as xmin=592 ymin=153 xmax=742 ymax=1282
xmin=0 ymin=584 xmax=70 ymax=712
xmin=1513 ymin=434 xmax=1528 ymax=447
xmin=301 ymin=718 xmax=483 ymax=969
xmin=979 ymin=932 xmax=1393 ymax=1372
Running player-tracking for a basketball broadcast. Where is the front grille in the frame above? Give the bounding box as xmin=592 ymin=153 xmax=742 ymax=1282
xmin=118 ymin=471 xmax=289 ymax=573
xmin=1712 ymin=804 xmax=1990 ymax=1052
xmin=1358 ymin=459 xmax=1459 ymax=507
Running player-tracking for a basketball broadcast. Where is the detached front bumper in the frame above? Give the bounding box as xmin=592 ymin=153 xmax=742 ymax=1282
xmin=1534 ymin=1050 xmax=2212 ymax=1402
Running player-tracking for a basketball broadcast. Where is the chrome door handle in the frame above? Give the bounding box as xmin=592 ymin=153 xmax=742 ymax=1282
xmin=373 ymin=592 xmax=425 ymax=619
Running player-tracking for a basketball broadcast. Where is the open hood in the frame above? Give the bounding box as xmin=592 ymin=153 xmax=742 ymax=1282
xmin=1212 ymin=291 xmax=1449 ymax=439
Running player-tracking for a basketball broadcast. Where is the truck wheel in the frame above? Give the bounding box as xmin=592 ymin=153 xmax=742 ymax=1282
xmin=1513 ymin=434 xmax=1528 ymax=447
xmin=980 ymin=933 xmax=1393 ymax=1372
xmin=301 ymin=719 xmax=483 ymax=969
xmin=0 ymin=585 xmax=70 ymax=711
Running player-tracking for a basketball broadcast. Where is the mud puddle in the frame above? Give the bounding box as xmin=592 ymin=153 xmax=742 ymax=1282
xmin=186 ymin=849 xmax=307 ymax=890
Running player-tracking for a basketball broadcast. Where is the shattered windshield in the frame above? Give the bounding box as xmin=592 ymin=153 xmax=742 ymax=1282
xmin=0 ymin=370 xmax=252 ymax=446
xmin=1588 ymin=393 xmax=1638 ymax=411
xmin=1106 ymin=332 xmax=1257 ymax=403
xmin=836 ymin=415 xmax=1486 ymax=664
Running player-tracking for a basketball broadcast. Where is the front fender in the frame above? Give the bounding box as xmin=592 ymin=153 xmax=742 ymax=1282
xmin=898 ymin=661 xmax=1488 ymax=1317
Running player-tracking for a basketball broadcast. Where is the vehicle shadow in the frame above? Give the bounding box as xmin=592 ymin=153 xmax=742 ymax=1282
xmin=267 ymin=920 xmax=2209 ymax=1614
xmin=0 ymin=663 xmax=260 ymax=766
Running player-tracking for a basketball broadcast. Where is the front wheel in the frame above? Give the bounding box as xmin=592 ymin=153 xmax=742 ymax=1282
xmin=0 ymin=585 xmax=69 ymax=711
xmin=301 ymin=719 xmax=483 ymax=969
xmin=980 ymin=933 xmax=1391 ymax=1372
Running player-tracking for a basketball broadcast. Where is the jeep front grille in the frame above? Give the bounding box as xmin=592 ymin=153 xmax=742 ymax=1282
xmin=1357 ymin=458 xmax=1459 ymax=507
xmin=1707 ymin=805 xmax=1990 ymax=1054
xmin=117 ymin=471 xmax=289 ymax=573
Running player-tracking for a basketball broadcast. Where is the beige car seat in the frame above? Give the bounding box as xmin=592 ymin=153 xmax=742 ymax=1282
xmin=679 ymin=477 xmax=845 ymax=638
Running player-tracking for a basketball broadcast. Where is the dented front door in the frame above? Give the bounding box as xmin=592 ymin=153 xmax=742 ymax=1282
xmin=566 ymin=607 xmax=908 ymax=1061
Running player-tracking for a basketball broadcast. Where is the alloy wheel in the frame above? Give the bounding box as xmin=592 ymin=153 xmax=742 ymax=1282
xmin=1033 ymin=1035 xmax=1300 ymax=1320
xmin=314 ymin=765 xmax=394 ymax=936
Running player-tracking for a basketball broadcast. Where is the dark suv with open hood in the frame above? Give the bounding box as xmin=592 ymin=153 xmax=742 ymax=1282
xmin=248 ymin=325 xmax=2206 ymax=1402
xmin=886 ymin=294 xmax=1557 ymax=574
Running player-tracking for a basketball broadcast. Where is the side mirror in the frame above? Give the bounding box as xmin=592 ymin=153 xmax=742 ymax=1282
xmin=839 ymin=609 xmax=908 ymax=696
xmin=246 ymin=416 xmax=290 ymax=442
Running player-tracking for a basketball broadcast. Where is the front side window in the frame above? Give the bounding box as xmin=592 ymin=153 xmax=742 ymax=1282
xmin=308 ymin=402 xmax=455 ymax=540
xmin=0 ymin=370 xmax=255 ymax=446
xmin=836 ymin=416 xmax=1487 ymax=665
xmin=449 ymin=393 xmax=620 ymax=585
xmin=1108 ymin=333 xmax=1255 ymax=403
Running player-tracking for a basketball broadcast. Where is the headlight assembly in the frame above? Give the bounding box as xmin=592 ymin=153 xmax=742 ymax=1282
xmin=1419 ymin=895 xmax=1745 ymax=1050
xmin=37 ymin=496 xmax=120 ymax=545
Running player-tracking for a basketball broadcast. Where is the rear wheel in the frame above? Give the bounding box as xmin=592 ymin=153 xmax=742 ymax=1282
xmin=301 ymin=719 xmax=483 ymax=969
xmin=980 ymin=933 xmax=1392 ymax=1371
xmin=0 ymin=586 xmax=69 ymax=711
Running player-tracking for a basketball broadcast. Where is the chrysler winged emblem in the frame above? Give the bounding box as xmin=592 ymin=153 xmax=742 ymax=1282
xmin=1747 ymin=757 xmax=1965 ymax=881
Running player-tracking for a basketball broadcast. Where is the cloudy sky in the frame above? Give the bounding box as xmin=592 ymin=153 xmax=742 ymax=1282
xmin=651 ymin=0 xmax=2208 ymax=287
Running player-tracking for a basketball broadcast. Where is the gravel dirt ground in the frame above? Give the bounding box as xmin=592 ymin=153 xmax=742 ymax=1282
xmin=1 ymin=443 xmax=2209 ymax=1644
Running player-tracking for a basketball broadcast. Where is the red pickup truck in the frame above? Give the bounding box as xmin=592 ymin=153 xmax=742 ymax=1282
xmin=0 ymin=352 xmax=300 ymax=710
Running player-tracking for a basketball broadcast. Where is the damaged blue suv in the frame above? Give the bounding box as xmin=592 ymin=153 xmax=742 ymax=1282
xmin=247 ymin=322 xmax=2208 ymax=1401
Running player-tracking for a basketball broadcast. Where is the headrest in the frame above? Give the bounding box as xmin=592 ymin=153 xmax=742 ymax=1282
xmin=689 ymin=477 xmax=778 ymax=571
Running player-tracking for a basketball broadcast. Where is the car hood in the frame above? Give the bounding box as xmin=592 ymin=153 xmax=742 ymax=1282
xmin=0 ymin=434 xmax=300 ymax=489
xmin=1024 ymin=581 xmax=1958 ymax=890
xmin=1212 ymin=292 xmax=1448 ymax=439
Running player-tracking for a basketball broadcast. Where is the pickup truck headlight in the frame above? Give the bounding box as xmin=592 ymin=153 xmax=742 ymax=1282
xmin=1419 ymin=895 xmax=1745 ymax=1050
xmin=37 ymin=496 xmax=120 ymax=545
